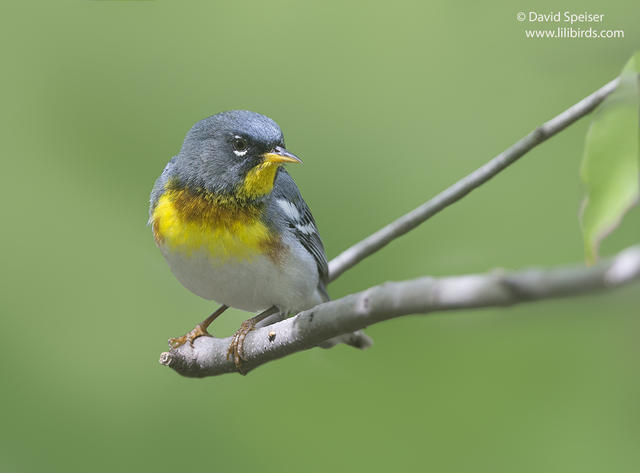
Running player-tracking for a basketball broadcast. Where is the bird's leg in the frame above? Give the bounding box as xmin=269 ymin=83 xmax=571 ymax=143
xmin=169 ymin=304 xmax=229 ymax=349
xmin=227 ymin=306 xmax=279 ymax=373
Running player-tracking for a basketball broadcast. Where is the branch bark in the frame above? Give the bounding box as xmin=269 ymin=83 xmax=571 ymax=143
xmin=159 ymin=77 xmax=632 ymax=377
xmin=160 ymin=245 xmax=640 ymax=377
xmin=328 ymin=78 xmax=619 ymax=281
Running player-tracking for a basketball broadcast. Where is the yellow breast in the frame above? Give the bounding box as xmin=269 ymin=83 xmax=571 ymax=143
xmin=151 ymin=186 xmax=278 ymax=260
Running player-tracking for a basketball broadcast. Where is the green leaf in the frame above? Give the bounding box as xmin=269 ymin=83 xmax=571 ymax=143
xmin=580 ymin=53 xmax=640 ymax=265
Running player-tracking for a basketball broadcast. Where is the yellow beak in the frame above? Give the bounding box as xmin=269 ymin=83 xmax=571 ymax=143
xmin=262 ymin=146 xmax=303 ymax=164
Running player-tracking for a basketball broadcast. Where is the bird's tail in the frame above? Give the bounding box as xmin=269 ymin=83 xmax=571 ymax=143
xmin=256 ymin=287 xmax=373 ymax=350
xmin=317 ymin=330 xmax=373 ymax=349
xmin=315 ymin=283 xmax=373 ymax=350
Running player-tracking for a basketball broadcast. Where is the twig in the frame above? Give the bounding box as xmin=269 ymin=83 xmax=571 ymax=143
xmin=328 ymin=78 xmax=620 ymax=281
xmin=160 ymin=245 xmax=640 ymax=377
xmin=159 ymin=77 xmax=628 ymax=377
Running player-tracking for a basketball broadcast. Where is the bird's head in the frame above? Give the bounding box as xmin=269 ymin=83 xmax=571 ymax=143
xmin=171 ymin=110 xmax=301 ymax=199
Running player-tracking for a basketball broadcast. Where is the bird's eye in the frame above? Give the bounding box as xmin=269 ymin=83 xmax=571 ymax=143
xmin=232 ymin=136 xmax=248 ymax=154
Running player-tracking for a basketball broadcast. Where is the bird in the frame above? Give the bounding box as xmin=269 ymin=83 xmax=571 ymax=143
xmin=149 ymin=110 xmax=350 ymax=372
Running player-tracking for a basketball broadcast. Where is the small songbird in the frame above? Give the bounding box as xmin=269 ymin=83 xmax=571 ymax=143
xmin=149 ymin=110 xmax=338 ymax=370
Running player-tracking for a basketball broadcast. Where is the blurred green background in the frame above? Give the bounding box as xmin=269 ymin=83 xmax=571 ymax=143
xmin=1 ymin=1 xmax=639 ymax=472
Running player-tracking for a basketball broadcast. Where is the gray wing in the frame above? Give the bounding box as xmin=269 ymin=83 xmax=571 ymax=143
xmin=268 ymin=168 xmax=329 ymax=300
xmin=149 ymin=156 xmax=178 ymax=217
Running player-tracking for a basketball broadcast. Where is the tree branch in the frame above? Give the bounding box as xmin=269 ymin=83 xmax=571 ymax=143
xmin=328 ymin=78 xmax=620 ymax=281
xmin=160 ymin=245 xmax=640 ymax=377
xmin=159 ymin=77 xmax=629 ymax=377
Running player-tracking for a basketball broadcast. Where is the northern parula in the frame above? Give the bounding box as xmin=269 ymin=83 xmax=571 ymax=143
xmin=149 ymin=110 xmax=331 ymax=370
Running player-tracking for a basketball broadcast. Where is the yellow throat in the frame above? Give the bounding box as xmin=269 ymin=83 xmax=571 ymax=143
xmin=151 ymin=164 xmax=282 ymax=260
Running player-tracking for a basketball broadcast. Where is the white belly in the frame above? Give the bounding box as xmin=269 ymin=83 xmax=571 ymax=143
xmin=159 ymin=238 xmax=323 ymax=314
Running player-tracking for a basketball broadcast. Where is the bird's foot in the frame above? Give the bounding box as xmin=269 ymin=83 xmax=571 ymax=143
xmin=169 ymin=323 xmax=211 ymax=349
xmin=226 ymin=318 xmax=258 ymax=374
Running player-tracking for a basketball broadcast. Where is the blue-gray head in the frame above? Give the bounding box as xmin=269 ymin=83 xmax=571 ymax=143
xmin=168 ymin=110 xmax=301 ymax=197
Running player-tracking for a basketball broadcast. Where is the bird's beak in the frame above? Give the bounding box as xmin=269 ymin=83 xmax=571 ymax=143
xmin=262 ymin=146 xmax=303 ymax=164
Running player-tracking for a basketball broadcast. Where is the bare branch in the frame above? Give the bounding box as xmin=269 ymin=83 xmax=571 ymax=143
xmin=158 ymin=77 xmax=629 ymax=378
xmin=328 ymin=78 xmax=620 ymax=281
xmin=160 ymin=245 xmax=640 ymax=377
